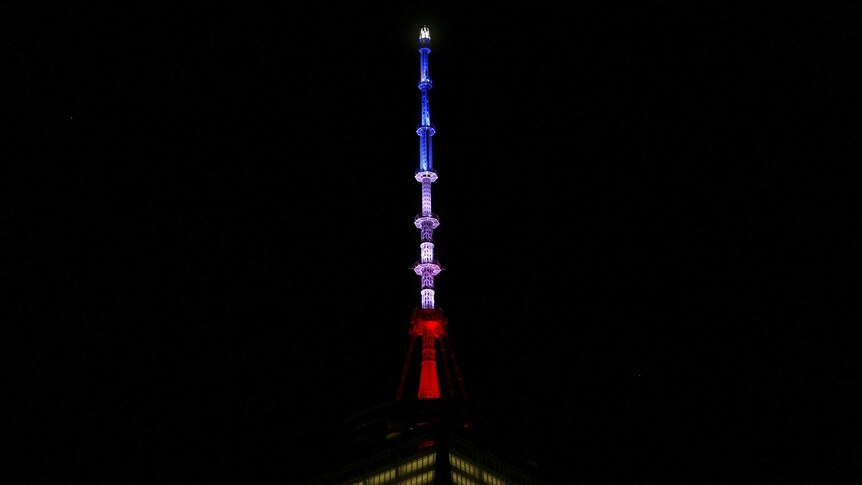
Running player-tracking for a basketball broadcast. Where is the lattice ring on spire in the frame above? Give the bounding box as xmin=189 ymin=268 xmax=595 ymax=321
xmin=414 ymin=170 xmax=438 ymax=182
xmin=414 ymin=214 xmax=440 ymax=229
xmin=413 ymin=262 xmax=441 ymax=276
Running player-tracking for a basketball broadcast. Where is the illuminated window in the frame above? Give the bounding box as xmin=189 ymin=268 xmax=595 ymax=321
xmin=367 ymin=468 xmax=396 ymax=485
xmin=449 ymin=453 xmax=510 ymax=485
xmin=449 ymin=453 xmax=480 ymax=478
xmin=451 ymin=470 xmax=481 ymax=485
xmin=396 ymin=470 xmax=434 ymax=485
xmin=481 ymin=471 xmax=507 ymax=485
xmin=398 ymin=453 xmax=435 ymax=476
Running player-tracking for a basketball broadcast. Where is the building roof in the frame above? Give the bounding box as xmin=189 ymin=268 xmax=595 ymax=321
xmin=303 ymin=399 xmax=550 ymax=484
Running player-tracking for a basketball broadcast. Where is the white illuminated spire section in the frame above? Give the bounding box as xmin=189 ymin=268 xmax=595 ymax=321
xmin=420 ymin=26 xmax=430 ymax=40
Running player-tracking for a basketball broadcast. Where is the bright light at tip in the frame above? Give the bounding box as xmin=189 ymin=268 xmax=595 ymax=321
xmin=420 ymin=27 xmax=430 ymax=40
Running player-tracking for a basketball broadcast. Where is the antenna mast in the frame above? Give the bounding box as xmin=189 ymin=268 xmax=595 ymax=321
xmin=397 ymin=27 xmax=467 ymax=403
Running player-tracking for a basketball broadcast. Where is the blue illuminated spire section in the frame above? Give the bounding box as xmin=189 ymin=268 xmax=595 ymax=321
xmin=417 ymin=26 xmax=435 ymax=172
xmin=413 ymin=26 xmax=441 ymax=310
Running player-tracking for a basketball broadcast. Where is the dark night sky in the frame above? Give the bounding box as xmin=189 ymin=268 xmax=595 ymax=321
xmin=6 ymin=2 xmax=860 ymax=483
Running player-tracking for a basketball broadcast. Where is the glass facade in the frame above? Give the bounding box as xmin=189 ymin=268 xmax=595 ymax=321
xmin=346 ymin=452 xmax=435 ymax=485
xmin=450 ymin=453 xmax=510 ymax=485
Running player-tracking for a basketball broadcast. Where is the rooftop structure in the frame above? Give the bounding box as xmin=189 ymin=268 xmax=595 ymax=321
xmin=304 ymin=26 xmax=548 ymax=485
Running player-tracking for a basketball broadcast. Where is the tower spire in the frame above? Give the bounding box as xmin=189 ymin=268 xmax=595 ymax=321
xmin=397 ymin=27 xmax=467 ymax=403
xmin=414 ymin=25 xmax=439 ymax=311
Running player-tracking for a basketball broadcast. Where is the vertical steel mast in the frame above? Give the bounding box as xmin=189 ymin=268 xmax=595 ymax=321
xmin=414 ymin=26 xmax=440 ymax=312
xmin=398 ymin=27 xmax=467 ymax=403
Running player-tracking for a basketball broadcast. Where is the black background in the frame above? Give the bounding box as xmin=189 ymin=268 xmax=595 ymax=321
xmin=6 ymin=2 xmax=859 ymax=483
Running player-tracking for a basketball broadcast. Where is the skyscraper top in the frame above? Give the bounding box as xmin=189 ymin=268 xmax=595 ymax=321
xmin=420 ymin=26 xmax=430 ymax=41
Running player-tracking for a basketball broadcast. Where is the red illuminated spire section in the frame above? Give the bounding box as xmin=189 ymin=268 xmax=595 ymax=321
xmin=416 ymin=310 xmax=444 ymax=398
xmin=397 ymin=27 xmax=467 ymax=403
